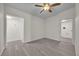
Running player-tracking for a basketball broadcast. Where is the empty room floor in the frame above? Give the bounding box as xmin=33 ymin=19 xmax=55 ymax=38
xmin=2 ymin=38 xmax=75 ymax=56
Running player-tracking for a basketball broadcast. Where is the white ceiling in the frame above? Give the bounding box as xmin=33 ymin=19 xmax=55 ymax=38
xmin=6 ymin=3 xmax=75 ymax=19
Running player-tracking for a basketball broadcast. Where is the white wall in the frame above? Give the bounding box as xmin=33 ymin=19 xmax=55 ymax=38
xmin=6 ymin=15 xmax=24 ymax=42
xmin=31 ymin=16 xmax=45 ymax=41
xmin=0 ymin=4 xmax=5 ymax=55
xmin=75 ymin=3 xmax=79 ymax=56
xmin=5 ymin=6 xmax=44 ymax=42
xmin=46 ymin=8 xmax=75 ymax=42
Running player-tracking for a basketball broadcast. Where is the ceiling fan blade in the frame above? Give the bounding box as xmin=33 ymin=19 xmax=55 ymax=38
xmin=35 ymin=5 xmax=43 ymax=7
xmin=49 ymin=9 xmax=52 ymax=13
xmin=51 ymin=3 xmax=61 ymax=7
xmin=40 ymin=9 xmax=44 ymax=14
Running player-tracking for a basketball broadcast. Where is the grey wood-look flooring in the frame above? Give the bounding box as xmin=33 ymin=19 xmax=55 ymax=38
xmin=1 ymin=38 xmax=75 ymax=56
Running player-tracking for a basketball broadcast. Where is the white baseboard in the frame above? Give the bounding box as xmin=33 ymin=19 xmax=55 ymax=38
xmin=24 ymin=37 xmax=44 ymax=43
xmin=24 ymin=37 xmax=60 ymax=44
xmin=45 ymin=37 xmax=60 ymax=41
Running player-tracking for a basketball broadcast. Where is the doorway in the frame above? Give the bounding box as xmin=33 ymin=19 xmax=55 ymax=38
xmin=6 ymin=15 xmax=24 ymax=44
xmin=60 ymin=19 xmax=72 ymax=42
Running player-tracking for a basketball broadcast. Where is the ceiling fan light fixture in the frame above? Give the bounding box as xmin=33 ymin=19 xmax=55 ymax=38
xmin=35 ymin=3 xmax=61 ymax=13
xmin=43 ymin=4 xmax=50 ymax=11
xmin=43 ymin=6 xmax=50 ymax=11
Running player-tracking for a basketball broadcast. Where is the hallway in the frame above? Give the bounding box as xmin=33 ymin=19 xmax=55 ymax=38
xmin=2 ymin=38 xmax=75 ymax=56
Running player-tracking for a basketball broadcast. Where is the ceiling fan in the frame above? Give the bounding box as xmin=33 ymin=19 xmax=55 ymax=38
xmin=35 ymin=3 xmax=61 ymax=14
